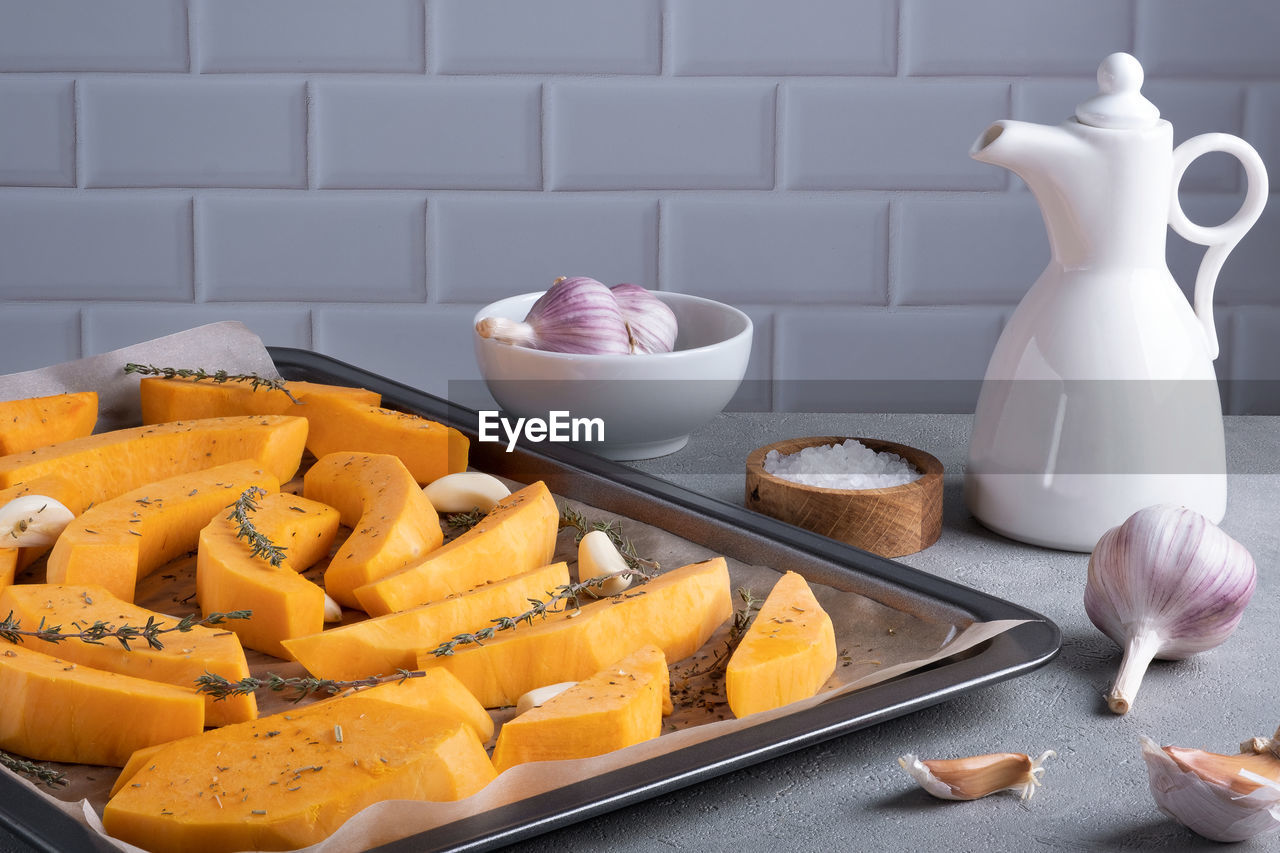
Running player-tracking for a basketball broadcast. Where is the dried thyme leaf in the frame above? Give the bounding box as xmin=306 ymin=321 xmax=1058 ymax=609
xmin=0 ymin=750 xmax=67 ymax=788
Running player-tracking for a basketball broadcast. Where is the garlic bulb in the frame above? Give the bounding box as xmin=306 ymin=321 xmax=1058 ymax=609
xmin=1141 ymin=729 xmax=1280 ymax=842
xmin=611 ymin=283 xmax=678 ymax=354
xmin=0 ymin=495 xmax=75 ymax=548
xmin=897 ymin=750 xmax=1056 ymax=801
xmin=476 ymin=277 xmax=631 ymax=355
xmin=1084 ymin=504 xmax=1256 ymax=715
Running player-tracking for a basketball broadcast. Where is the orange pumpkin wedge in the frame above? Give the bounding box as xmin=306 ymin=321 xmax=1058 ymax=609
xmin=45 ymin=460 xmax=280 ymax=603
xmin=196 ymin=492 xmax=340 ymax=659
xmin=725 ymin=571 xmax=836 ymax=718
xmin=103 ymin=688 xmax=495 ymax=853
xmin=108 ymin=667 xmax=494 ymax=799
xmin=0 ymin=583 xmax=256 ymax=726
xmin=302 ymin=452 xmax=443 ymax=610
xmin=139 ymin=376 xmax=380 ymax=424
xmin=353 ymin=666 xmax=495 ymax=743
xmin=0 ymin=549 xmax=14 ymax=595
xmin=0 ymin=391 xmax=98 ymax=455
xmin=419 ymin=557 xmax=732 ymax=708
xmin=300 ymin=395 xmax=469 ymax=485
xmin=0 ymin=415 xmax=307 ymax=515
xmin=491 ymin=644 xmax=670 ymax=774
xmin=0 ymin=644 xmax=204 ymax=766
xmin=283 ymin=561 xmax=571 ymax=681
xmin=354 ymin=480 xmax=559 ymax=616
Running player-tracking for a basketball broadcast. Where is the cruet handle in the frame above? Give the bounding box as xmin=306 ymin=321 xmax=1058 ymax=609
xmin=1169 ymin=133 xmax=1269 ymax=360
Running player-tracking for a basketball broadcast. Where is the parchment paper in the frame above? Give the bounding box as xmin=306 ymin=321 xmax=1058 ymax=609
xmin=0 ymin=326 xmax=1031 ymax=852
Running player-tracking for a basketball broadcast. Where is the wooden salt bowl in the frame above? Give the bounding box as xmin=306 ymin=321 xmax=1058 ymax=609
xmin=745 ymin=436 xmax=943 ymax=559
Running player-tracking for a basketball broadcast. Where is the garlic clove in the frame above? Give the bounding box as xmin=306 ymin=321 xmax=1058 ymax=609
xmin=322 ymin=592 xmax=343 ymax=624
xmin=611 ymin=283 xmax=678 ymax=354
xmin=1141 ymin=736 xmax=1280 ymax=842
xmin=1084 ymin=504 xmax=1256 ymax=715
xmin=897 ymin=750 xmax=1055 ymax=801
xmin=514 ymin=681 xmax=577 ymax=715
xmin=1163 ymin=746 xmax=1280 ymax=796
xmin=422 ymin=472 xmax=511 ymax=514
xmin=577 ymin=529 xmax=631 ymax=597
xmin=0 ymin=495 xmax=75 ymax=548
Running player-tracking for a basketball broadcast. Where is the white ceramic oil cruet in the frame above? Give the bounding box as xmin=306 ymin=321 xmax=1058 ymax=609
xmin=964 ymin=53 xmax=1268 ymax=552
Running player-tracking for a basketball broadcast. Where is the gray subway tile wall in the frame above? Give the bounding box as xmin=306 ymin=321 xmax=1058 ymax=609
xmin=0 ymin=0 xmax=1276 ymax=414
xmin=195 ymin=0 xmax=426 ymax=74
xmin=668 ymin=0 xmax=897 ymax=77
xmin=198 ymin=194 xmax=427 ymax=302
xmin=0 ymin=192 xmax=193 ymax=300
xmin=0 ymin=0 xmax=188 ymax=73
xmin=80 ymin=79 xmax=307 ymax=188
xmin=431 ymin=195 xmax=659 ymax=301
xmin=0 ymin=80 xmax=75 ymax=187
xmin=431 ymin=0 xmax=661 ymax=75
xmin=314 ymin=80 xmax=542 ymax=189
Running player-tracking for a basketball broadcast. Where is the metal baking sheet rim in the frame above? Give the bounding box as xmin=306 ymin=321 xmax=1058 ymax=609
xmin=0 ymin=347 xmax=1061 ymax=853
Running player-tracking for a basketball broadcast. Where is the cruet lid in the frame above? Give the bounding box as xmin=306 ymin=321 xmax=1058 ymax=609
xmin=1075 ymin=52 xmax=1160 ymax=130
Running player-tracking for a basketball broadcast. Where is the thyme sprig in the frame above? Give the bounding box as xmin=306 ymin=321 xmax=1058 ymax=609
xmin=228 ymin=487 xmax=287 ymax=568
xmin=559 ymin=506 xmax=659 ymax=572
xmin=123 ymin=363 xmax=301 ymax=404
xmin=194 ymin=568 xmax=656 ymax=703
xmin=0 ymin=749 xmax=66 ymax=788
xmin=687 ymin=587 xmax=763 ymax=677
xmin=0 ymin=609 xmax=251 ymax=652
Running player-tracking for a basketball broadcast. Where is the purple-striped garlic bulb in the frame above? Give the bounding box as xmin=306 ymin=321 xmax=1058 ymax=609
xmin=1084 ymin=504 xmax=1256 ymax=715
xmin=476 ymin=277 xmax=632 ymax=355
xmin=610 ymin=283 xmax=678 ymax=354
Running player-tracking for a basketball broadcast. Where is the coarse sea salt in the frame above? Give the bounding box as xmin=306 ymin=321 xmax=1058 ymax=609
xmin=763 ymin=439 xmax=922 ymax=490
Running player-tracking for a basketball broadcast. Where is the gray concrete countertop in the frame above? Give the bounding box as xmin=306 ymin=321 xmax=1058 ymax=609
xmin=500 ymin=413 xmax=1280 ymax=853
xmin=1 ymin=414 xmax=1275 ymax=853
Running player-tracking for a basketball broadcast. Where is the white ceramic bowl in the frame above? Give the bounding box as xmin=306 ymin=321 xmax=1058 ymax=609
xmin=473 ymin=291 xmax=752 ymax=460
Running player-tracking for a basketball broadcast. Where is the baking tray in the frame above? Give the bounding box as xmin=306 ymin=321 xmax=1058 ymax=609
xmin=0 ymin=347 xmax=1060 ymax=853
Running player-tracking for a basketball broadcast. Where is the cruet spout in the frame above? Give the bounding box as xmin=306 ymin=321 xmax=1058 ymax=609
xmin=970 ymin=120 xmax=1101 ymax=269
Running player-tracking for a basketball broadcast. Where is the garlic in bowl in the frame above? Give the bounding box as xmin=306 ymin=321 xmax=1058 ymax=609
xmin=473 ymin=288 xmax=751 ymax=461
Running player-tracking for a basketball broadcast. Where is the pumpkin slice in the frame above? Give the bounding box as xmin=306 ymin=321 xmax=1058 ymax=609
xmin=302 ymin=452 xmax=443 ymax=610
xmin=354 ymin=480 xmax=559 ymax=616
xmin=301 ymin=395 xmax=469 ymax=485
xmin=0 ymin=549 xmax=14 ymax=595
xmin=0 ymin=644 xmax=204 ymax=766
xmin=109 ymin=667 xmax=494 ymax=799
xmin=491 ymin=644 xmax=670 ymax=774
xmin=725 ymin=570 xmax=836 ymax=718
xmin=283 ymin=561 xmax=571 ymax=681
xmin=352 ymin=666 xmax=495 ymax=743
xmin=419 ymin=557 xmax=732 ymax=708
xmin=0 ymin=415 xmax=308 ymax=514
xmin=196 ymin=492 xmax=340 ymax=659
xmin=0 ymin=583 xmax=256 ymax=726
xmin=46 ymin=460 xmax=280 ymax=602
xmin=102 ymin=692 xmax=495 ymax=853
xmin=0 ymin=391 xmax=98 ymax=455
xmin=140 ymin=376 xmax=380 ymax=425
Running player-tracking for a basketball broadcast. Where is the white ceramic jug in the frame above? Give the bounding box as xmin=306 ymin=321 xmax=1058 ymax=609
xmin=964 ymin=53 xmax=1268 ymax=552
